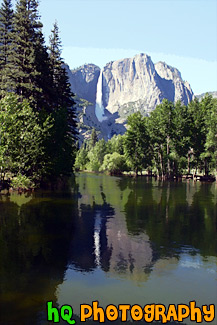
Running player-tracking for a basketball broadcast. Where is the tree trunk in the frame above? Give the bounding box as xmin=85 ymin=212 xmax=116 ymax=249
xmin=188 ymin=152 xmax=190 ymax=174
xmin=204 ymin=158 xmax=209 ymax=176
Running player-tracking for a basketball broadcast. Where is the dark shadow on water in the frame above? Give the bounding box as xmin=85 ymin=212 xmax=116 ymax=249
xmin=0 ymin=185 xmax=78 ymax=324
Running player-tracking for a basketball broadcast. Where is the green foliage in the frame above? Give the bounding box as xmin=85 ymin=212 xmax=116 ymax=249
xmin=107 ymin=134 xmax=124 ymax=155
xmin=46 ymin=21 xmax=77 ymax=176
xmin=0 ymin=93 xmax=53 ymax=183
xmin=75 ymin=95 xmax=216 ymax=180
xmin=0 ymin=1 xmax=78 ymax=187
xmin=89 ymin=128 xmax=98 ymax=148
xmin=85 ymin=139 xmax=107 ymax=172
xmin=0 ymin=0 xmax=14 ymax=94
xmin=100 ymin=153 xmax=127 ymax=174
xmin=149 ymin=99 xmax=175 ymax=177
xmin=124 ymin=112 xmax=151 ymax=175
xmin=204 ymin=97 xmax=217 ymax=175
xmin=11 ymin=173 xmax=34 ymax=189
xmin=74 ymin=146 xmax=88 ymax=170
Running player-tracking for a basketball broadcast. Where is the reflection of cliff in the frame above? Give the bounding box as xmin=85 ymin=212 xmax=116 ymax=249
xmin=67 ymin=174 xmax=216 ymax=284
xmin=106 ymin=211 xmax=153 ymax=282
xmin=71 ymin=174 xmax=155 ymax=283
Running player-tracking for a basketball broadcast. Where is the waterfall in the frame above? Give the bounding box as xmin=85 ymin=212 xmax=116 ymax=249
xmin=95 ymin=70 xmax=107 ymax=122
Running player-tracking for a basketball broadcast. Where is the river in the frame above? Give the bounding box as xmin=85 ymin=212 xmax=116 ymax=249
xmin=0 ymin=173 xmax=216 ymax=324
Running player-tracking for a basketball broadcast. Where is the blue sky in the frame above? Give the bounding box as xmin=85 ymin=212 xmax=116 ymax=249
xmin=12 ymin=0 xmax=217 ymax=94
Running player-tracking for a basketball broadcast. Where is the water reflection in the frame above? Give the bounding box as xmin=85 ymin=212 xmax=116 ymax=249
xmin=58 ymin=174 xmax=216 ymax=323
xmin=68 ymin=201 xmax=114 ymax=272
xmin=0 ymin=174 xmax=216 ymax=324
xmin=0 ymin=190 xmax=78 ymax=324
xmin=75 ymin=174 xmax=216 ymax=278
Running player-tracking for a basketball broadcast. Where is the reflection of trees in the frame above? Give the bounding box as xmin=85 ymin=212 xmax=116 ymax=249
xmin=123 ymin=178 xmax=217 ymax=258
xmin=0 ymin=190 xmax=78 ymax=324
xmin=1 ymin=175 xmax=209 ymax=324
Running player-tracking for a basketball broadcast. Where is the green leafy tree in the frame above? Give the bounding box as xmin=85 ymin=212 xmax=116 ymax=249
xmin=203 ymin=96 xmax=217 ymax=176
xmin=124 ymin=112 xmax=151 ymax=175
xmin=188 ymin=95 xmax=215 ymax=175
xmin=107 ymin=134 xmax=124 ymax=155
xmin=188 ymin=97 xmax=206 ymax=173
xmin=86 ymin=139 xmax=107 ymax=172
xmin=0 ymin=94 xmax=53 ymax=183
xmin=149 ymin=99 xmax=175 ymax=177
xmin=100 ymin=152 xmax=127 ymax=175
xmin=74 ymin=146 xmax=89 ymax=170
xmin=172 ymin=101 xmax=192 ymax=174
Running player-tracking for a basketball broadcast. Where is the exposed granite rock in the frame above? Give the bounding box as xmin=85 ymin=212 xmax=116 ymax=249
xmin=102 ymin=53 xmax=194 ymax=116
xmin=155 ymin=61 xmax=194 ymax=104
xmin=66 ymin=63 xmax=100 ymax=104
xmin=65 ymin=53 xmax=194 ymax=142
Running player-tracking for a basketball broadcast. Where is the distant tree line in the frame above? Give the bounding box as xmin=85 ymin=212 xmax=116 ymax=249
xmin=75 ymin=96 xmax=217 ymax=179
xmin=0 ymin=0 xmax=77 ymax=187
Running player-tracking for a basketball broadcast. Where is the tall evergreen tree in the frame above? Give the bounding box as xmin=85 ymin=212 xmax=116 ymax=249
xmin=28 ymin=0 xmax=54 ymax=111
xmin=10 ymin=0 xmax=37 ymax=99
xmin=48 ymin=21 xmax=77 ymax=132
xmin=0 ymin=0 xmax=14 ymax=93
xmin=10 ymin=0 xmax=52 ymax=110
xmin=47 ymin=22 xmax=77 ymax=175
xmin=90 ymin=128 xmax=98 ymax=148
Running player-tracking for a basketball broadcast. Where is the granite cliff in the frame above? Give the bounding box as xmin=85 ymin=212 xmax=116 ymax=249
xmin=65 ymin=53 xmax=194 ymax=141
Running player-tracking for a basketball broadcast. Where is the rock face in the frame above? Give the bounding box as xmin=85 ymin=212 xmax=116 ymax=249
xmin=154 ymin=61 xmax=193 ymax=104
xmin=65 ymin=53 xmax=194 ymax=141
xmin=102 ymin=54 xmax=193 ymax=116
xmin=66 ymin=63 xmax=100 ymax=104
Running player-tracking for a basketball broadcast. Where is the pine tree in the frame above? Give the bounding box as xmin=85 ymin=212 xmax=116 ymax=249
xmin=28 ymin=0 xmax=54 ymax=111
xmin=47 ymin=22 xmax=77 ymax=175
xmin=10 ymin=0 xmax=36 ymax=98
xmin=90 ymin=128 xmax=98 ymax=148
xmin=10 ymin=0 xmax=52 ymax=110
xmin=0 ymin=0 xmax=14 ymax=94
xmin=49 ymin=22 xmax=77 ymax=132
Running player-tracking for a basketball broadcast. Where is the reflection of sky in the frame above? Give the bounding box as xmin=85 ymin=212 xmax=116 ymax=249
xmin=180 ymin=254 xmax=202 ymax=269
xmin=179 ymin=254 xmax=216 ymax=274
xmin=58 ymin=253 xmax=217 ymax=324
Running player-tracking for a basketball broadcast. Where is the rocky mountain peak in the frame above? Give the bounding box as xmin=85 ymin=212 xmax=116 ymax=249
xmin=155 ymin=61 xmax=182 ymax=80
xmin=69 ymin=63 xmax=100 ymax=103
xmin=66 ymin=53 xmax=194 ymax=141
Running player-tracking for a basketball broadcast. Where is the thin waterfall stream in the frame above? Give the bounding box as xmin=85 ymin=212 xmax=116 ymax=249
xmin=95 ymin=70 xmax=107 ymax=121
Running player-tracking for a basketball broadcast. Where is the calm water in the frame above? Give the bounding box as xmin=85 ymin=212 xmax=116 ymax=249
xmin=0 ymin=173 xmax=216 ymax=324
